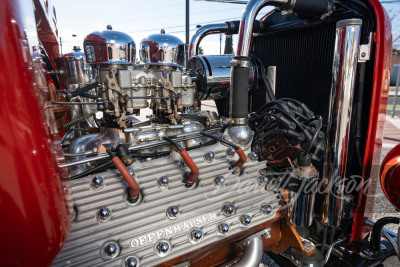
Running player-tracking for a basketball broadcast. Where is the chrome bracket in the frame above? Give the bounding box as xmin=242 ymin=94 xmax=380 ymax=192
xmin=359 ymin=32 xmax=373 ymax=63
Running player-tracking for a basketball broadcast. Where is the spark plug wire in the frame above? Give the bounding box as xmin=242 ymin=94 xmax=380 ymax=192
xmin=163 ymin=136 xmax=199 ymax=187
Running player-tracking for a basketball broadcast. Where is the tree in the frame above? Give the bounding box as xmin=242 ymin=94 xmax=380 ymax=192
xmin=198 ymin=46 xmax=204 ymax=55
xmin=224 ymin=36 xmax=234 ymax=55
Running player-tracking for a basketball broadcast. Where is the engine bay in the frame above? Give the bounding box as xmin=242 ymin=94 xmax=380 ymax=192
xmin=31 ymin=0 xmax=393 ymax=266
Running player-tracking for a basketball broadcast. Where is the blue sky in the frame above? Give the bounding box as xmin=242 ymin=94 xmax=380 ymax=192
xmin=54 ymin=0 xmax=399 ymax=55
xmin=54 ymin=0 xmax=272 ymax=55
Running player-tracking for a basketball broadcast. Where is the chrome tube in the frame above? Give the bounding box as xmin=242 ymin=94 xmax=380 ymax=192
xmin=235 ymin=0 xmax=290 ymax=57
xmin=321 ymin=19 xmax=362 ymax=227
xmin=232 ymin=236 xmax=263 ymax=267
xmin=188 ymin=23 xmax=229 ymax=58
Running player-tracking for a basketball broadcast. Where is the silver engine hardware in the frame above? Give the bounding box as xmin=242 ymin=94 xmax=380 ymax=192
xmin=321 ymin=18 xmax=362 ymax=227
xmin=54 ymin=143 xmax=281 ymax=266
xmin=81 ymin=28 xmax=196 ymax=127
xmin=56 ymin=46 xmax=98 ymax=146
xmin=66 ymin=120 xmax=209 ymax=175
xmin=84 ymin=26 xmax=136 ymax=65
xmin=55 ymin=46 xmax=97 ymax=89
xmin=187 ymin=55 xmax=255 ymax=101
xmin=139 ymin=31 xmax=185 ymax=69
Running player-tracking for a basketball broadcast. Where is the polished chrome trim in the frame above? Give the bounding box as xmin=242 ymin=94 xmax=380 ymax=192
xmin=59 ymin=127 xmax=223 ymax=168
xmin=232 ymin=236 xmax=263 ymax=267
xmin=188 ymin=23 xmax=229 ymax=58
xmin=236 ymin=0 xmax=291 ymax=57
xmin=321 ymin=18 xmax=362 ymax=227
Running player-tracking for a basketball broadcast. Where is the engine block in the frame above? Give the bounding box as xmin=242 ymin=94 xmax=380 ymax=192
xmin=54 ymin=143 xmax=282 ymax=266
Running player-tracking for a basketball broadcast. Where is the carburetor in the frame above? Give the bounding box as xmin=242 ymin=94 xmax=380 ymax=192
xmin=139 ymin=31 xmax=195 ymax=124
xmin=83 ymin=27 xmax=196 ymax=127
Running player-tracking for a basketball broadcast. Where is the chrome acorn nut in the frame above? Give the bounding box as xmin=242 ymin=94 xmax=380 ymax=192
xmin=92 ymin=176 xmax=103 ymax=188
xmin=156 ymin=241 xmax=170 ymax=256
xmin=214 ymin=176 xmax=225 ymax=186
xmin=97 ymin=207 xmax=111 ymax=222
xmin=204 ymin=151 xmax=215 ymax=163
xmin=102 ymin=242 xmax=119 ymax=259
xmin=167 ymin=206 xmax=179 ymax=219
xmin=190 ymin=229 xmax=203 ymax=242
xmin=218 ymin=223 xmax=229 ymax=234
xmin=125 ymin=257 xmax=138 ymax=267
xmin=226 ymin=147 xmax=236 ymax=157
xmin=158 ymin=175 xmax=169 ymax=187
xmin=222 ymin=203 xmax=235 ymax=216
xmin=261 ymin=205 xmax=272 ymax=215
xmin=240 ymin=215 xmax=252 ymax=226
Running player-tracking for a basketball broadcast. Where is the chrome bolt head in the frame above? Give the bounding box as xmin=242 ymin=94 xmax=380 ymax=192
xmin=92 ymin=176 xmax=103 ymax=188
xmin=214 ymin=176 xmax=225 ymax=186
xmin=97 ymin=207 xmax=111 ymax=221
xmin=302 ymin=240 xmax=315 ymax=251
xmin=226 ymin=147 xmax=236 ymax=157
xmin=104 ymin=243 xmax=118 ymax=256
xmin=261 ymin=205 xmax=272 ymax=215
xmin=190 ymin=229 xmax=203 ymax=242
xmin=125 ymin=257 xmax=138 ymax=267
xmin=167 ymin=206 xmax=179 ymax=219
xmin=218 ymin=223 xmax=229 ymax=234
xmin=264 ymin=228 xmax=272 ymax=239
xmin=248 ymin=152 xmax=259 ymax=161
xmin=240 ymin=215 xmax=252 ymax=226
xmin=222 ymin=203 xmax=235 ymax=216
xmin=257 ymin=176 xmax=269 ymax=185
xmin=158 ymin=175 xmax=169 ymax=187
xmin=157 ymin=241 xmax=169 ymax=254
xmin=204 ymin=151 xmax=215 ymax=163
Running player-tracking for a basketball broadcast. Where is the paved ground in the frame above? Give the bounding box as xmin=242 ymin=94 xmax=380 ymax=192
xmin=374 ymin=116 xmax=400 ymax=233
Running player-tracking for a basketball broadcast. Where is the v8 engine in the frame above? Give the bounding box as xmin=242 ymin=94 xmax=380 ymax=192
xmin=4 ymin=0 xmax=395 ymax=266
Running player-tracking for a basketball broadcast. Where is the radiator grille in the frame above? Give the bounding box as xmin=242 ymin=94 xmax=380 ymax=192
xmin=252 ymin=22 xmax=337 ymax=123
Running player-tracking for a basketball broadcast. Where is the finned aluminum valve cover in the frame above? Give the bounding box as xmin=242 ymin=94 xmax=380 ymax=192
xmin=54 ymin=143 xmax=281 ymax=267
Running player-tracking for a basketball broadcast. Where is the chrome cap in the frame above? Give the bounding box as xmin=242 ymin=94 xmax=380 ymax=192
xmin=222 ymin=203 xmax=235 ymax=216
xmin=84 ymin=27 xmax=136 ymax=65
xmin=124 ymin=257 xmax=138 ymax=267
xmin=190 ymin=229 xmax=203 ymax=242
xmin=167 ymin=206 xmax=179 ymax=219
xmin=139 ymin=33 xmax=184 ymax=69
xmin=218 ymin=223 xmax=229 ymax=234
xmin=240 ymin=215 xmax=252 ymax=226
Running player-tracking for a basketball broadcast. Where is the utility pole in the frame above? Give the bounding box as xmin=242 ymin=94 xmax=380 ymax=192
xmin=185 ymin=0 xmax=189 ymax=54
xmin=220 ymin=34 xmax=222 ymax=55
xmin=60 ymin=37 xmax=63 ymax=56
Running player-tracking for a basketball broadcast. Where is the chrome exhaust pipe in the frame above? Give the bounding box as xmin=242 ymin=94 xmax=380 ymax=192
xmin=321 ymin=18 xmax=362 ymax=227
xmin=232 ymin=236 xmax=263 ymax=267
xmin=188 ymin=23 xmax=230 ymax=58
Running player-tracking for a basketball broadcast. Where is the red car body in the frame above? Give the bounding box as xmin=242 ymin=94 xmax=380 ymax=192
xmin=0 ymin=0 xmax=393 ymax=265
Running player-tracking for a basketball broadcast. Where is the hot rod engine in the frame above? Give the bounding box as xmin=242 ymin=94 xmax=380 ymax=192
xmin=54 ymin=22 xmax=327 ymax=267
xmin=4 ymin=0 xmax=396 ymax=266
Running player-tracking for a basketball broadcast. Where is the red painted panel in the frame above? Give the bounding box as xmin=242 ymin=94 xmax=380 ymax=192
xmin=350 ymin=0 xmax=392 ymax=242
xmin=380 ymin=144 xmax=400 ymax=211
xmin=0 ymin=0 xmax=71 ymax=266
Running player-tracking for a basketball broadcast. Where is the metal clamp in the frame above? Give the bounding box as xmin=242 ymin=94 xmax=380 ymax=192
xmin=359 ymin=32 xmax=373 ymax=63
